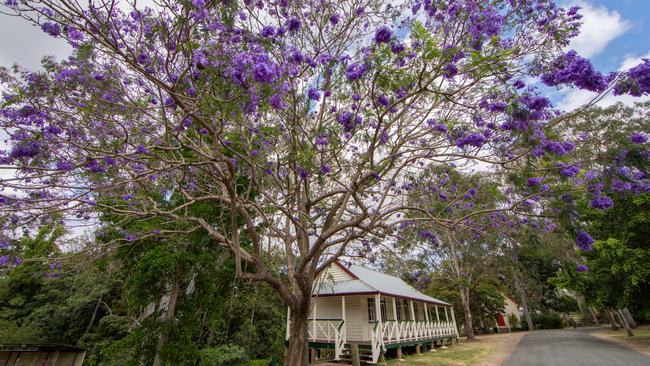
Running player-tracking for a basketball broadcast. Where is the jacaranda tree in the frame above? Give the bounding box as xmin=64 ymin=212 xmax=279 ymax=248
xmin=1 ymin=1 xmax=649 ymax=363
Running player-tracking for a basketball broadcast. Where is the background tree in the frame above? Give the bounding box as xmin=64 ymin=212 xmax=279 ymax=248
xmin=2 ymin=1 xmax=650 ymax=363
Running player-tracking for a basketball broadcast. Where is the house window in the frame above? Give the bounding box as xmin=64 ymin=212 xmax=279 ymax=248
xmin=368 ymin=298 xmax=376 ymax=321
xmin=414 ymin=302 xmax=420 ymax=320
xmin=380 ymin=298 xmax=387 ymax=321
xmin=395 ymin=299 xmax=403 ymax=321
xmin=402 ymin=300 xmax=410 ymax=321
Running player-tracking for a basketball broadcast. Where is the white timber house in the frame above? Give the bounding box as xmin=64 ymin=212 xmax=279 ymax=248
xmin=286 ymin=261 xmax=459 ymax=364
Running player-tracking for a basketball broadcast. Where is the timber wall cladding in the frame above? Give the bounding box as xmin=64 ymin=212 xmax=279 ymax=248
xmin=320 ymin=263 xmax=353 ymax=282
xmin=346 ymin=296 xmax=364 ymax=341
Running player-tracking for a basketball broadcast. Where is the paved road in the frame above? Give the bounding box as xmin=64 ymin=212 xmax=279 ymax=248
xmin=502 ymin=328 xmax=650 ymax=366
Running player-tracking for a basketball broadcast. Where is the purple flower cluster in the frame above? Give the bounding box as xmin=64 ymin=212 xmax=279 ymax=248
xmin=418 ymin=230 xmax=439 ymax=246
xmin=374 ymin=26 xmax=392 ymax=44
xmin=286 ymin=17 xmax=301 ymax=32
xmin=455 ymin=133 xmax=486 ymax=148
xmin=575 ymin=230 xmax=594 ymax=251
xmin=576 ymin=264 xmax=589 ymax=272
xmin=41 ymin=22 xmax=61 ymax=37
xmin=560 ymin=164 xmax=579 ymax=178
xmin=315 ymin=135 xmax=329 ymax=146
xmin=590 ymin=195 xmax=613 ymax=210
xmin=527 ymin=177 xmax=543 ymax=186
xmin=630 ymin=132 xmax=648 ymax=144
xmin=345 ymin=63 xmax=367 ymax=81
xmin=541 ymin=51 xmax=606 ymax=92
xmin=614 ymin=59 xmax=650 ymax=97
xmin=307 ymin=88 xmax=320 ymax=101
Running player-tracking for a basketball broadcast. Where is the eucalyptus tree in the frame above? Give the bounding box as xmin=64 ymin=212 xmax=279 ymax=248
xmin=1 ymin=1 xmax=650 ymax=363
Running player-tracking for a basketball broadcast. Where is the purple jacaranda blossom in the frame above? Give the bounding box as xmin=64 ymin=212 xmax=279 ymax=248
xmin=85 ymin=159 xmax=105 ymax=173
xmin=374 ymin=26 xmax=392 ymax=44
xmin=125 ymin=233 xmax=138 ymax=241
xmin=123 ymin=194 xmax=133 ymax=201
xmin=269 ymin=94 xmax=287 ymax=110
xmin=528 ymin=177 xmax=543 ymax=186
xmin=320 ymin=164 xmax=331 ymax=174
xmin=391 ymin=42 xmax=405 ymax=54
xmin=379 ymin=131 xmax=389 ymax=144
xmin=137 ymin=53 xmax=150 ymax=64
xmin=307 ymin=88 xmax=320 ymax=101
xmin=590 ymin=195 xmax=613 ymax=210
xmin=286 ymin=17 xmax=301 ymax=32
xmin=261 ymin=25 xmax=275 ymax=37
xmin=630 ymin=132 xmax=648 ymax=144
xmin=584 ymin=170 xmax=599 ymax=180
xmin=541 ymin=51 xmax=607 ymax=92
xmin=316 ymin=135 xmax=329 ymax=146
xmin=250 ymin=149 xmax=260 ymax=157
xmin=135 ymin=144 xmax=149 ymax=154
xmin=513 ymin=80 xmax=526 ymax=89
xmin=296 ymin=166 xmax=310 ymax=180
xmin=614 ymin=59 xmax=650 ymax=96
xmin=575 ymin=230 xmax=594 ymax=250
xmin=419 ymin=230 xmax=439 ymax=246
xmin=455 ymin=133 xmax=485 ymax=148
xmin=441 ymin=63 xmax=458 ymax=79
xmin=542 ymin=140 xmax=568 ymax=156
xmin=329 ymin=13 xmax=340 ymax=25
xmin=345 ymin=63 xmax=367 ymax=81
xmin=576 ymin=264 xmax=589 ymax=272
xmin=41 ymin=22 xmax=61 ymax=37
xmin=560 ymin=165 xmax=579 ymax=177
xmin=377 ymin=95 xmax=389 ymax=106
xmin=56 ymin=161 xmax=73 ymax=171
xmin=610 ymin=179 xmax=632 ymax=192
xmin=199 ymin=128 xmax=209 ymax=135
xmin=252 ymin=62 xmax=277 ymax=83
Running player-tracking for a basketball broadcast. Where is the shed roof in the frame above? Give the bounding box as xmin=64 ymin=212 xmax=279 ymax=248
xmin=314 ymin=261 xmax=451 ymax=306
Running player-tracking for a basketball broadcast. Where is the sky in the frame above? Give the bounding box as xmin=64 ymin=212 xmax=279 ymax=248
xmin=0 ymin=0 xmax=649 ymax=109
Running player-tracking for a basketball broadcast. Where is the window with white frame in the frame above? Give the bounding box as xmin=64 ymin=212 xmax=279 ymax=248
xmin=367 ymin=298 xmax=376 ymax=321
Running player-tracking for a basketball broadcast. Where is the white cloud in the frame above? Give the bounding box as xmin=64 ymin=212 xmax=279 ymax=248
xmin=558 ymin=51 xmax=650 ymax=111
xmin=568 ymin=1 xmax=629 ymax=57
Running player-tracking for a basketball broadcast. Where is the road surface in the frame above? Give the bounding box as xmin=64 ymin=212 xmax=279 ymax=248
xmin=502 ymin=328 xmax=650 ymax=366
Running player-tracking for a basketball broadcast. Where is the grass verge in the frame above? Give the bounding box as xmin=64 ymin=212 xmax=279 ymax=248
xmin=385 ymin=333 xmax=522 ymax=366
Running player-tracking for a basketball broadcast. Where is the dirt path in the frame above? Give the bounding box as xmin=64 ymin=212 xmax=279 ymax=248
xmin=473 ymin=332 xmax=526 ymax=366
xmin=590 ymin=325 xmax=650 ymax=357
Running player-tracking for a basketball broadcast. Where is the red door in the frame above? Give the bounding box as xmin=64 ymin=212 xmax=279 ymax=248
xmin=497 ymin=313 xmax=506 ymax=327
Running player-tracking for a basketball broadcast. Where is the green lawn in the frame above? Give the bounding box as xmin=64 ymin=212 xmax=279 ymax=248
xmin=385 ymin=340 xmax=498 ymax=366
xmin=611 ymin=326 xmax=650 ymax=351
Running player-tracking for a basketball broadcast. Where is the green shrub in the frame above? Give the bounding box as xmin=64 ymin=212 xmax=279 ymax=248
xmin=245 ymin=360 xmax=269 ymax=366
xmin=199 ymin=344 xmax=250 ymax=366
xmin=532 ymin=313 xmax=563 ymax=329
xmin=507 ymin=313 xmax=520 ymax=329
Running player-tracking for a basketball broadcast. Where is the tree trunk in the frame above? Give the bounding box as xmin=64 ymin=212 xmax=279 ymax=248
xmin=152 ymin=264 xmax=183 ymax=366
xmin=605 ymin=310 xmax=619 ymax=330
xmin=459 ymin=285 xmax=475 ymax=340
xmin=514 ymin=273 xmax=534 ymax=331
xmin=286 ymin=306 xmax=310 ymax=366
xmin=623 ymin=308 xmax=637 ymax=328
xmin=589 ymin=306 xmax=599 ymax=325
xmin=83 ymin=294 xmax=103 ymax=337
xmin=617 ymin=309 xmax=634 ymax=337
